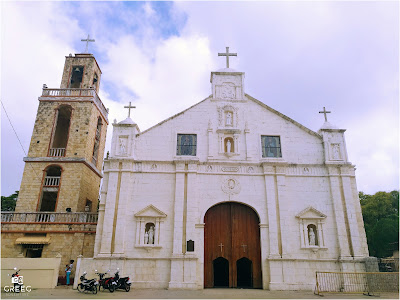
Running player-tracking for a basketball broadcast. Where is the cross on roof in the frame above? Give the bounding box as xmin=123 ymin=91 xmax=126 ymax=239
xmin=81 ymin=34 xmax=95 ymax=53
xmin=319 ymin=107 xmax=331 ymax=122
xmin=218 ymin=47 xmax=237 ymax=68
xmin=124 ymin=101 xmax=136 ymax=118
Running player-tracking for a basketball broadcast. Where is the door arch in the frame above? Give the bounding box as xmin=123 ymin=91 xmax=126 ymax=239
xmin=204 ymin=202 xmax=262 ymax=288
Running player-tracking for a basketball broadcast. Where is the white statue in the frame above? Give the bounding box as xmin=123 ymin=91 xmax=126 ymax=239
xmin=226 ymin=112 xmax=232 ymax=125
xmin=119 ymin=138 xmax=127 ymax=154
xmin=309 ymin=227 xmax=316 ymax=246
xmin=226 ymin=139 xmax=232 ymax=153
xmin=148 ymin=226 xmax=155 ymax=244
xmin=144 ymin=232 xmax=149 ymax=244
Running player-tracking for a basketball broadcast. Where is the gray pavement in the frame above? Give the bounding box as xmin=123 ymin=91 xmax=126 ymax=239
xmin=1 ymin=286 xmax=399 ymax=299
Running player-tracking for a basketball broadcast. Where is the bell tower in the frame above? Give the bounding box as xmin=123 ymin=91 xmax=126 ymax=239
xmin=15 ymin=53 xmax=108 ymax=213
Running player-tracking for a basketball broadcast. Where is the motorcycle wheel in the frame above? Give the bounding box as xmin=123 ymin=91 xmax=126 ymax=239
xmin=125 ymin=284 xmax=131 ymax=292
xmin=108 ymin=283 xmax=115 ymax=293
xmin=77 ymin=284 xmax=84 ymax=293
xmin=92 ymin=285 xmax=98 ymax=294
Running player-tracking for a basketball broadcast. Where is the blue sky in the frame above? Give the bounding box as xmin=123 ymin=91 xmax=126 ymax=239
xmin=1 ymin=1 xmax=399 ymax=196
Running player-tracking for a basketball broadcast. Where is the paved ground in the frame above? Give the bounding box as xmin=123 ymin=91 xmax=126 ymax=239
xmin=1 ymin=286 xmax=398 ymax=299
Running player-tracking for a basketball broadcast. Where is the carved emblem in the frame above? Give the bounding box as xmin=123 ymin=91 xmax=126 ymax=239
xmin=303 ymin=167 xmax=310 ymax=174
xmin=222 ymin=166 xmax=239 ymax=172
xmin=151 ymin=164 xmax=157 ymax=170
xmin=206 ymin=165 xmax=213 ymax=172
xmin=247 ymin=167 xmax=254 ymax=173
xmin=220 ymin=83 xmax=236 ymax=99
xmin=222 ymin=177 xmax=241 ymax=195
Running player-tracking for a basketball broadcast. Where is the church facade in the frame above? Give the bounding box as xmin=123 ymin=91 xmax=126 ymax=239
xmin=77 ymin=52 xmax=369 ymax=290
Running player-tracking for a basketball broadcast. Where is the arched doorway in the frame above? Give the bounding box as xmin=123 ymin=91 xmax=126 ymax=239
xmin=204 ymin=202 xmax=262 ymax=288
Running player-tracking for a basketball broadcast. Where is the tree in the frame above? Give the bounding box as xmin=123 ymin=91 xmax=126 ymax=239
xmin=1 ymin=191 xmax=18 ymax=211
xmin=360 ymin=190 xmax=399 ymax=258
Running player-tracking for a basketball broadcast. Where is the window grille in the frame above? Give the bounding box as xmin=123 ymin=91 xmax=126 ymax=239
xmin=261 ymin=136 xmax=282 ymax=158
xmin=177 ymin=134 xmax=197 ymax=156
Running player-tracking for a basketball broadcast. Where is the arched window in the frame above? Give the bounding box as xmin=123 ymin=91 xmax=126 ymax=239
xmin=39 ymin=165 xmax=62 ymax=212
xmin=49 ymin=105 xmax=72 ymax=157
xmin=92 ymin=117 xmax=102 ymax=165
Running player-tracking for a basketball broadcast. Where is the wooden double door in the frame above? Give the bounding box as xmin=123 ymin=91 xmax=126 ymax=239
xmin=204 ymin=202 xmax=262 ymax=288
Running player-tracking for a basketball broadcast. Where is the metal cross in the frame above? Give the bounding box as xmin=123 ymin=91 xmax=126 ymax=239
xmin=81 ymin=34 xmax=95 ymax=53
xmin=319 ymin=107 xmax=331 ymax=122
xmin=218 ymin=243 xmax=224 ymax=252
xmin=124 ymin=101 xmax=136 ymax=118
xmin=241 ymin=244 xmax=247 ymax=252
xmin=218 ymin=47 xmax=237 ymax=68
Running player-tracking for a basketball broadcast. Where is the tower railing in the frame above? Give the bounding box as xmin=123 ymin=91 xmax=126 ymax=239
xmin=48 ymin=148 xmax=66 ymax=157
xmin=1 ymin=212 xmax=98 ymax=224
xmin=43 ymin=176 xmax=61 ymax=186
xmin=41 ymin=88 xmax=108 ymax=121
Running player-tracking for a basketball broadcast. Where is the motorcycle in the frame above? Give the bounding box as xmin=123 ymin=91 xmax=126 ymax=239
xmin=77 ymin=271 xmax=98 ymax=294
xmin=95 ymin=270 xmax=115 ymax=292
xmin=111 ymin=268 xmax=132 ymax=292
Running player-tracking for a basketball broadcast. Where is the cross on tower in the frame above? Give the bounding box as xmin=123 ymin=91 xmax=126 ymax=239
xmin=124 ymin=101 xmax=136 ymax=118
xmin=81 ymin=34 xmax=95 ymax=53
xmin=218 ymin=243 xmax=224 ymax=252
xmin=319 ymin=107 xmax=331 ymax=122
xmin=218 ymin=47 xmax=237 ymax=68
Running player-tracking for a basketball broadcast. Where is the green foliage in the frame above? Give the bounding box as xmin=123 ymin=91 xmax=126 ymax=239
xmin=1 ymin=191 xmax=19 ymax=211
xmin=360 ymin=190 xmax=399 ymax=258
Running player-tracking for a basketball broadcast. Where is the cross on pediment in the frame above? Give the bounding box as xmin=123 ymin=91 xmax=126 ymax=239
xmin=319 ymin=107 xmax=331 ymax=122
xmin=124 ymin=101 xmax=136 ymax=118
xmin=218 ymin=47 xmax=237 ymax=68
xmin=81 ymin=34 xmax=95 ymax=53
xmin=218 ymin=243 xmax=224 ymax=252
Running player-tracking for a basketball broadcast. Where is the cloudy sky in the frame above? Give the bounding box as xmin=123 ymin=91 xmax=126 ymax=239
xmin=1 ymin=1 xmax=398 ymax=197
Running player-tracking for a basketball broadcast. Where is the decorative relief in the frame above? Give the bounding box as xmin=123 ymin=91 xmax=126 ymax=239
xmin=206 ymin=165 xmax=213 ymax=172
xmin=219 ymin=82 xmax=236 ymax=99
xmin=151 ymin=164 xmax=157 ymax=170
xmin=331 ymin=143 xmax=342 ymax=160
xmin=286 ymin=166 xmax=328 ymax=176
xmin=222 ymin=166 xmax=239 ymax=172
xmin=217 ymin=105 xmax=239 ymax=127
xmin=247 ymin=166 xmax=254 ymax=173
xmin=221 ymin=177 xmax=241 ymax=195
xmin=118 ymin=136 xmax=128 ymax=156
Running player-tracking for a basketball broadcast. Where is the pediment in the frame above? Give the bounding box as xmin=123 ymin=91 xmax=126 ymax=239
xmin=134 ymin=204 xmax=167 ymax=218
xmin=295 ymin=206 xmax=326 ymax=219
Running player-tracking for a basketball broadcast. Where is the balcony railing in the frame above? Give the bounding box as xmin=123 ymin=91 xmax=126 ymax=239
xmin=44 ymin=176 xmax=60 ymax=186
xmin=48 ymin=148 xmax=66 ymax=157
xmin=41 ymin=88 xmax=108 ymax=121
xmin=1 ymin=212 xmax=98 ymax=224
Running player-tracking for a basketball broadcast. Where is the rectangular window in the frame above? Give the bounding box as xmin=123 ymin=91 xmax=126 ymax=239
xmin=177 ymin=134 xmax=197 ymax=156
xmin=261 ymin=136 xmax=282 ymax=158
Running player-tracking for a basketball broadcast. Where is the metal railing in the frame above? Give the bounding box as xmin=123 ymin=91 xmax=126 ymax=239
xmin=49 ymin=148 xmax=66 ymax=157
xmin=379 ymin=258 xmax=399 ymax=272
xmin=1 ymin=212 xmax=98 ymax=223
xmin=41 ymin=88 xmax=108 ymax=120
xmin=315 ymin=271 xmax=399 ymax=295
xmin=44 ymin=176 xmax=60 ymax=186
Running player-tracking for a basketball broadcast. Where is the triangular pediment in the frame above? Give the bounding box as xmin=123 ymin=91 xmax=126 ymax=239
xmin=295 ymin=206 xmax=326 ymax=219
xmin=134 ymin=204 xmax=167 ymax=218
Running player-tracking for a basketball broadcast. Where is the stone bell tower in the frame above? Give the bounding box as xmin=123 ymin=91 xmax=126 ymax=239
xmin=15 ymin=52 xmax=108 ymax=213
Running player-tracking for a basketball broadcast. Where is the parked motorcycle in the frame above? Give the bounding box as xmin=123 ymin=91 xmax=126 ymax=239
xmin=95 ymin=270 xmax=115 ymax=292
xmin=77 ymin=271 xmax=98 ymax=294
xmin=111 ymin=268 xmax=132 ymax=292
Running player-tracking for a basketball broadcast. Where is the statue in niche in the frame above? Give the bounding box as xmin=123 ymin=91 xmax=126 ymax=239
xmin=144 ymin=231 xmax=149 ymax=244
xmin=226 ymin=139 xmax=232 ymax=153
xmin=309 ymin=227 xmax=316 ymax=246
xmin=119 ymin=138 xmax=127 ymax=154
xmin=332 ymin=144 xmax=340 ymax=160
xmin=226 ymin=112 xmax=232 ymax=126
xmin=148 ymin=226 xmax=155 ymax=244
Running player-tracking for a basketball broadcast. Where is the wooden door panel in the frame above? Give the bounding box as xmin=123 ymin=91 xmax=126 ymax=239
xmin=204 ymin=202 xmax=262 ymax=288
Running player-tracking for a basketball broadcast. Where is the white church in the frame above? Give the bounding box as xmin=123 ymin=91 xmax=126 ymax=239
xmin=76 ymin=48 xmax=369 ymax=290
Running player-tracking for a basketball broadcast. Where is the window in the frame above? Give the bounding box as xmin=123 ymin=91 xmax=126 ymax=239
xmin=39 ymin=165 xmax=61 ymax=212
xmin=134 ymin=205 xmax=167 ymax=248
xmin=23 ymin=244 xmax=44 ymax=258
xmin=69 ymin=66 xmax=84 ymax=88
xmin=92 ymin=117 xmax=102 ymax=165
xmin=49 ymin=105 xmax=72 ymax=157
xmin=261 ymin=136 xmax=282 ymax=158
xmin=177 ymin=134 xmax=197 ymax=156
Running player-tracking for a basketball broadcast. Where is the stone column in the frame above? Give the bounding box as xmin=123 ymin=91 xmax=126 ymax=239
xmin=98 ymin=164 xmax=119 ymax=256
xmin=275 ymin=166 xmax=287 ymax=257
xmin=244 ymin=122 xmax=251 ymax=160
xmin=207 ymin=123 xmax=213 ymax=159
xmin=328 ymin=166 xmax=351 ymax=258
xmin=171 ymin=162 xmax=185 ymax=254
xmin=259 ymin=223 xmax=270 ymax=290
xmin=263 ymin=164 xmax=280 ymax=258
xmin=340 ymin=166 xmax=363 ymax=258
xmin=185 ymin=163 xmax=198 ymax=249
xmin=94 ymin=166 xmax=108 ymax=256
